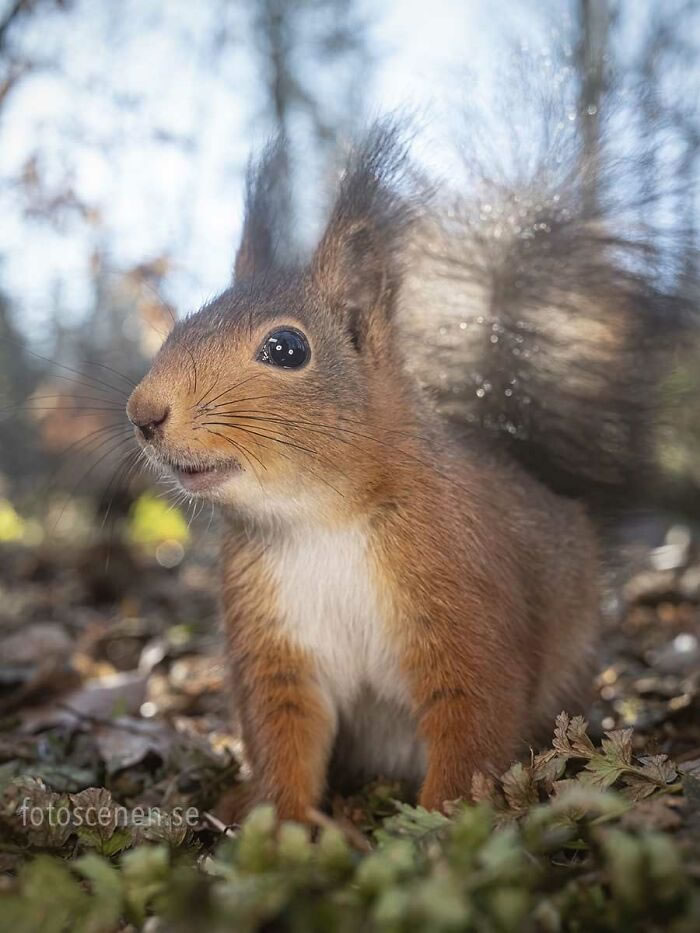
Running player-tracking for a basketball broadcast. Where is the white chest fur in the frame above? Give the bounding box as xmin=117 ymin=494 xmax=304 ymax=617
xmin=265 ymin=524 xmax=407 ymax=709
xmin=264 ymin=524 xmax=426 ymax=785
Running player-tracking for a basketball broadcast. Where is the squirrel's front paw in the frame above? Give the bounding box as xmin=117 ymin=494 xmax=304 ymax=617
xmin=214 ymin=781 xmax=316 ymax=825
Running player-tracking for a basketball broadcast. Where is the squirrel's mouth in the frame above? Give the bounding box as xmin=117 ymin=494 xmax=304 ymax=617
xmin=167 ymin=458 xmax=242 ymax=494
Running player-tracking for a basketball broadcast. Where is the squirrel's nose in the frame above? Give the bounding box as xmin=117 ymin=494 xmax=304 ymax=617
xmin=127 ymin=393 xmax=170 ymax=441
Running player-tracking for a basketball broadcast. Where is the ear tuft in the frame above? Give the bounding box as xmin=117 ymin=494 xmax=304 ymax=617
xmin=233 ymin=137 xmax=290 ymax=285
xmin=312 ymin=120 xmax=423 ymax=348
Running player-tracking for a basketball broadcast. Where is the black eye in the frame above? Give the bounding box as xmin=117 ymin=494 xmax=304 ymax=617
xmin=258 ymin=328 xmax=310 ymax=369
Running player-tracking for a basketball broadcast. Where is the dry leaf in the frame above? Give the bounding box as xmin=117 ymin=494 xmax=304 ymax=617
xmin=20 ymin=671 xmax=148 ymax=731
xmin=94 ymin=718 xmax=172 ymax=774
xmin=501 ymin=762 xmax=538 ymax=812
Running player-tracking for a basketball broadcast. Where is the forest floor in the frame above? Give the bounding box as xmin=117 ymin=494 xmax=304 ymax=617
xmin=0 ymin=496 xmax=699 ymax=931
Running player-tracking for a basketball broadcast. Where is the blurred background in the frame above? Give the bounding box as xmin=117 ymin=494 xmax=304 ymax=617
xmin=1 ymin=0 xmax=699 ymax=522
xmin=0 ymin=0 xmax=698 ymax=787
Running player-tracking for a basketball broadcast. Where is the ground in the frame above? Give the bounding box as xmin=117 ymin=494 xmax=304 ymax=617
xmin=0 ymin=495 xmax=698 ymax=931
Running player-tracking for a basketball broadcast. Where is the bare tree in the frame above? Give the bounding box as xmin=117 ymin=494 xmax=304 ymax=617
xmin=248 ymin=0 xmax=373 ymax=256
xmin=576 ymin=0 xmax=611 ymax=213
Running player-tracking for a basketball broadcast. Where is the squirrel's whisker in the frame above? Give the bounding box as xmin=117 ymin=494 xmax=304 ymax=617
xmin=79 ymin=360 xmax=138 ymax=390
xmin=21 ymin=369 xmax=129 ymax=401
xmin=50 ymin=433 xmax=136 ymax=534
xmin=2 ymin=405 xmax=128 ymax=415
xmin=192 ymin=376 xmax=219 ymax=409
xmin=38 ymin=423 xmax=135 ymax=504
xmin=194 ymin=373 xmax=264 ymax=410
xmin=2 ymin=393 xmax=129 ymax=408
xmin=207 ymin=419 xmax=350 ymax=493
xmin=0 ymin=337 xmax=133 ymax=399
xmin=184 ymin=345 xmax=199 ymax=396
xmin=203 ymin=393 xmax=285 ymax=412
xmin=201 ymin=421 xmax=344 ymax=497
xmin=203 ymin=427 xmax=266 ymax=475
xmin=100 ymin=447 xmax=142 ymax=530
xmin=200 ymin=421 xmax=316 ymax=457
xmin=202 ymin=412 xmax=431 ymax=480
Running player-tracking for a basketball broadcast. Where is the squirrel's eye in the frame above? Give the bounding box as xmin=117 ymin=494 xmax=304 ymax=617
xmin=258 ymin=328 xmax=310 ymax=369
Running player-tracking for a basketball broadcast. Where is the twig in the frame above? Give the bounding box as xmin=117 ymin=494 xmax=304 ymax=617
xmin=203 ymin=811 xmax=238 ymax=838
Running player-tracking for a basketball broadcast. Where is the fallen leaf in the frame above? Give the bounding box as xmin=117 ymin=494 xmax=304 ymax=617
xmin=69 ymin=787 xmax=133 ymax=855
xmin=619 ymin=795 xmax=683 ymax=831
xmin=1 ymin=777 xmax=73 ymax=848
xmin=502 ymin=762 xmax=538 ymax=812
xmin=20 ymin=671 xmax=148 ymax=731
xmin=636 ymin=754 xmax=677 ymax=785
xmin=94 ymin=717 xmax=171 ymax=774
xmin=601 ymin=729 xmax=633 ymax=767
xmin=471 ymin=771 xmax=498 ymax=805
xmin=0 ymin=623 xmax=72 ymax=666
xmin=532 ymin=751 xmax=566 ymax=789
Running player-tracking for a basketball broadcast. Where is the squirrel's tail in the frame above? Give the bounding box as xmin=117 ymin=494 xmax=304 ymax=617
xmin=402 ymin=102 xmax=695 ymax=511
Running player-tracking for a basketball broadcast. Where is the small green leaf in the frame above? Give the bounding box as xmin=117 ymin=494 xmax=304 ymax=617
xmin=601 ymin=829 xmax=645 ymax=907
xmin=581 ymin=756 xmax=626 ymax=789
xmin=375 ymin=801 xmax=450 ymax=848
xmin=121 ymin=844 xmax=170 ymax=924
xmin=72 ymin=854 xmax=124 ymax=933
xmin=277 ymin=822 xmax=312 ymax=867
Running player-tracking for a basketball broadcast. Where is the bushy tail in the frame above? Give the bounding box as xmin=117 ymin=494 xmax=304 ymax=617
xmin=402 ymin=89 xmax=696 ymax=510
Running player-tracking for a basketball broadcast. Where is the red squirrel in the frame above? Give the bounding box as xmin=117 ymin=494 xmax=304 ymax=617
xmin=126 ymin=122 xmax=680 ymax=821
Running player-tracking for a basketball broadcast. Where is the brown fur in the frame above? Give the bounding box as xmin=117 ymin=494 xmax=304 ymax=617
xmin=222 ymin=535 xmax=335 ymax=820
xmin=127 ymin=124 xmax=602 ymax=820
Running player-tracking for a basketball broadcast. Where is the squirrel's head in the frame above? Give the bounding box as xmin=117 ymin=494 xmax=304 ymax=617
xmin=127 ymin=123 xmax=420 ymax=524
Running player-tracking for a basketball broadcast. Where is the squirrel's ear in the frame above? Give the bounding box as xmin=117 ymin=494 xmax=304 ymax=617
xmin=311 ymin=122 xmax=417 ymax=351
xmin=233 ymin=137 xmax=288 ymax=286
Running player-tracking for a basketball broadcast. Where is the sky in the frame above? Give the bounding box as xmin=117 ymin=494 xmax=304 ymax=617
xmin=0 ymin=0 xmax=508 ymax=338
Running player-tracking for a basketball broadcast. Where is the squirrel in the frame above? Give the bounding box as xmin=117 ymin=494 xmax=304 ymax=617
xmin=126 ymin=119 xmax=686 ymax=821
